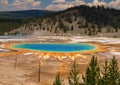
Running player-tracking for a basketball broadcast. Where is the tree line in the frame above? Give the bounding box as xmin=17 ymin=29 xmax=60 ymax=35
xmin=53 ymin=56 xmax=120 ymax=85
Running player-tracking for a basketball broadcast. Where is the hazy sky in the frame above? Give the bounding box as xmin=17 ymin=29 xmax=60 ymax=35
xmin=0 ymin=0 xmax=119 ymax=11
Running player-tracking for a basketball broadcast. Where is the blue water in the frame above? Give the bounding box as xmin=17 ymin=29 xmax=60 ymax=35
xmin=13 ymin=43 xmax=96 ymax=52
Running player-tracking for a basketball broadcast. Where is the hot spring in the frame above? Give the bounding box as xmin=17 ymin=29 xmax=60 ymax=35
xmin=12 ymin=43 xmax=97 ymax=53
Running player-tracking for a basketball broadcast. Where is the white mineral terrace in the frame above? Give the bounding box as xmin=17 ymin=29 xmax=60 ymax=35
xmin=0 ymin=36 xmax=120 ymax=44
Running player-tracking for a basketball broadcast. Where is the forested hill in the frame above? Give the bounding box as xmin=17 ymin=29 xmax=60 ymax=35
xmin=0 ymin=10 xmax=55 ymax=35
xmin=1 ymin=5 xmax=120 ymax=36
xmin=0 ymin=10 xmax=55 ymax=19
xmin=59 ymin=5 xmax=120 ymax=28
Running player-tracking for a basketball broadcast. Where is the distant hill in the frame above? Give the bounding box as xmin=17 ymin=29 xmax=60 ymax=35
xmin=0 ymin=10 xmax=55 ymax=19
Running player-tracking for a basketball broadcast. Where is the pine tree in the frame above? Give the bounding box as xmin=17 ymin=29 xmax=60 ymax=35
xmin=53 ymin=73 xmax=63 ymax=85
xmin=109 ymin=56 xmax=120 ymax=85
xmin=68 ymin=60 xmax=80 ymax=85
xmin=100 ymin=59 xmax=110 ymax=85
xmin=82 ymin=56 xmax=100 ymax=85
xmin=118 ymin=75 xmax=120 ymax=85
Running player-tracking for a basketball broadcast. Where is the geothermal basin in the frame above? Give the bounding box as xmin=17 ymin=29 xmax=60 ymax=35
xmin=0 ymin=36 xmax=120 ymax=85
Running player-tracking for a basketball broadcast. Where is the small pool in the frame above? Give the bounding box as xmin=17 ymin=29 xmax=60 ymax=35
xmin=12 ymin=43 xmax=96 ymax=52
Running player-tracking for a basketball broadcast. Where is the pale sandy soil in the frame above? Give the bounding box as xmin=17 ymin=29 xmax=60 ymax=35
xmin=0 ymin=36 xmax=120 ymax=85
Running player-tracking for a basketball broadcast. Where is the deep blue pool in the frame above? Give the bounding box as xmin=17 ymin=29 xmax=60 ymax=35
xmin=13 ymin=43 xmax=96 ymax=52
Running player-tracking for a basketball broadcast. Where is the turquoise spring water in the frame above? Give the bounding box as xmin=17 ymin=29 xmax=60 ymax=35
xmin=13 ymin=43 xmax=96 ymax=52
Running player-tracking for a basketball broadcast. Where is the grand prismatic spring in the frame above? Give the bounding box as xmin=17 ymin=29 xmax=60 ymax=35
xmin=12 ymin=43 xmax=96 ymax=53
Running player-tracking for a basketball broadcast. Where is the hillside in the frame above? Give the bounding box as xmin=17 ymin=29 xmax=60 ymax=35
xmin=0 ymin=10 xmax=55 ymax=35
xmin=2 ymin=5 xmax=120 ymax=37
